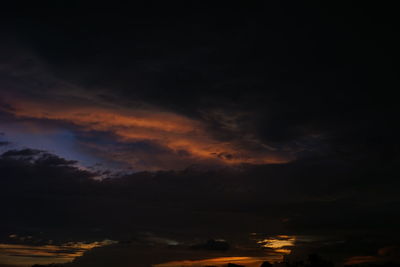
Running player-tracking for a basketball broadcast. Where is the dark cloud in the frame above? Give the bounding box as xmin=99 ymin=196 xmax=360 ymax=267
xmin=1 ymin=148 xmax=399 ymax=245
xmin=1 ymin=3 xmax=400 ymax=266
xmin=0 ymin=3 xmax=399 ymax=172
xmin=1 ymin=148 xmax=77 ymax=166
xmin=1 ymin=147 xmax=399 ymax=265
xmin=0 ymin=141 xmax=10 ymax=146
xmin=2 ymin=148 xmax=44 ymax=157
xmin=1 ymin=2 xmax=398 ymax=170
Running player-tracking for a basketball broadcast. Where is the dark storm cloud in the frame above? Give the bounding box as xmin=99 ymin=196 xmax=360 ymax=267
xmin=0 ymin=34 xmax=293 ymax=169
xmin=1 ymin=3 xmax=400 ymax=266
xmin=1 ymin=2 xmax=398 ymax=170
xmin=1 ymin=148 xmax=399 ymax=237
xmin=1 ymin=147 xmax=400 ymax=266
xmin=0 ymin=0 xmax=399 ymax=232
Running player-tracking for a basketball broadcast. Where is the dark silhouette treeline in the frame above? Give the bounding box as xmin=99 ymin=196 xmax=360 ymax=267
xmin=203 ymin=256 xmax=400 ymax=267
xmin=344 ymin=264 xmax=400 ymax=267
xmin=30 ymin=254 xmax=400 ymax=267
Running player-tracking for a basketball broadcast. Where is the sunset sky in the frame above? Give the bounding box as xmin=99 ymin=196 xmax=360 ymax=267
xmin=0 ymin=2 xmax=399 ymax=267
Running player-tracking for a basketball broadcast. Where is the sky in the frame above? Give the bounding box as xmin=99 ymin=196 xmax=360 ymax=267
xmin=0 ymin=2 xmax=399 ymax=267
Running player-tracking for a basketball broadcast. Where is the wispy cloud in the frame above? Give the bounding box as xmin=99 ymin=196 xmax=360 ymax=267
xmin=1 ymin=94 xmax=291 ymax=170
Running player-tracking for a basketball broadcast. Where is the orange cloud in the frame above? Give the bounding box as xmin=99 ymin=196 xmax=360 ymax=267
xmin=2 ymin=95 xmax=291 ymax=169
xmin=154 ymin=256 xmax=283 ymax=267
xmin=0 ymin=240 xmax=115 ymax=266
xmin=344 ymin=256 xmax=379 ymax=265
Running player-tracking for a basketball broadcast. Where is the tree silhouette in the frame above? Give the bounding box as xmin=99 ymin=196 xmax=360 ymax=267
xmin=260 ymin=262 xmax=273 ymax=267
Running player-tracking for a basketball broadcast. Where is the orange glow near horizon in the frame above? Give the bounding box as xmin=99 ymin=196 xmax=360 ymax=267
xmin=344 ymin=256 xmax=379 ymax=265
xmin=153 ymin=256 xmax=284 ymax=267
xmin=0 ymin=240 xmax=115 ymax=266
xmin=154 ymin=235 xmax=297 ymax=267
xmin=257 ymin=235 xmax=296 ymax=255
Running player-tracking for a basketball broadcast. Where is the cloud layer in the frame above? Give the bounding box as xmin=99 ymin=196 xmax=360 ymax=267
xmin=1 ymin=93 xmax=291 ymax=170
